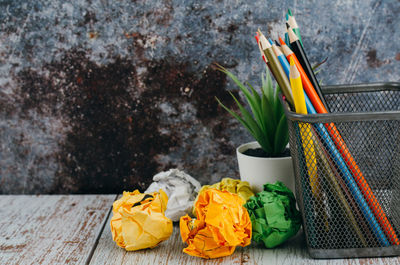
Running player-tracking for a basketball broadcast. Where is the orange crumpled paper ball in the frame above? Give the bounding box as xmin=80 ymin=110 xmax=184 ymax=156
xmin=180 ymin=188 xmax=252 ymax=259
xmin=110 ymin=189 xmax=173 ymax=251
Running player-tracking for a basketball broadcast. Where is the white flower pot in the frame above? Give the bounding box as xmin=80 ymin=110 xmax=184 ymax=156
xmin=236 ymin=141 xmax=295 ymax=194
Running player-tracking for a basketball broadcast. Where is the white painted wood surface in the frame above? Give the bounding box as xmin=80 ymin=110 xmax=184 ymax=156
xmin=1 ymin=195 xmax=399 ymax=265
xmin=0 ymin=195 xmax=115 ymax=265
xmin=89 ymin=215 xmax=244 ymax=265
xmin=90 ymin=214 xmax=400 ymax=265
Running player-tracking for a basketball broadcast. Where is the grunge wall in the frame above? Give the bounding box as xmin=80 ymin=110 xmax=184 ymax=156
xmin=1 ymin=0 xmax=399 ymax=193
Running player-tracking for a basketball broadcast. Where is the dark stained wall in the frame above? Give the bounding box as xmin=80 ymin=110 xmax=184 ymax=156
xmin=0 ymin=0 xmax=399 ymax=194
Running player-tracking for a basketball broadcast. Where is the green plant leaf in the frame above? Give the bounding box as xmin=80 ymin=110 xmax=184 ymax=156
xmin=216 ymin=65 xmax=264 ymax=128
xmin=215 ymin=64 xmax=290 ymax=155
xmin=229 ymin=92 xmax=263 ymax=145
xmin=274 ymin=115 xmax=289 ymax=154
xmin=273 ymin=86 xmax=286 ymax=125
xmin=215 ymin=97 xmax=252 ymax=134
xmin=247 ymin=82 xmax=261 ymax=104
xmin=228 ymin=91 xmax=269 ymax=150
xmin=312 ymin=57 xmax=328 ymax=71
xmin=271 ymin=85 xmax=282 ymax=126
xmin=261 ymin=93 xmax=275 ymax=147
xmin=216 ymin=95 xmax=271 ymax=153
xmin=261 ymin=71 xmax=267 ymax=94
xmin=263 ymin=69 xmax=274 ymax=102
xmin=246 ymin=82 xmax=266 ymax=132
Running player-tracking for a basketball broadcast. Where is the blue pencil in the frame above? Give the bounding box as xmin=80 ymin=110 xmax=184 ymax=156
xmin=310 ymin=111 xmax=389 ymax=246
xmin=271 ymin=39 xmax=391 ymax=246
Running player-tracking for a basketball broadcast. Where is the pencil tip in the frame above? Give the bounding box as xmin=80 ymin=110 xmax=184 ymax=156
xmin=257 ymin=30 xmax=270 ymax=50
xmin=288 ymin=8 xmax=293 ymax=16
xmin=286 ymin=23 xmax=290 ymax=29
xmin=268 ymin=38 xmax=274 ymax=45
xmin=279 ymin=37 xmax=285 ymax=45
xmin=285 ymin=13 xmax=289 ymax=20
xmin=275 ymin=40 xmax=280 ymax=46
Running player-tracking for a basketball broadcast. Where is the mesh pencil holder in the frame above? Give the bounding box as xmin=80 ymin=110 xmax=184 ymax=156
xmin=283 ymin=83 xmax=400 ymax=258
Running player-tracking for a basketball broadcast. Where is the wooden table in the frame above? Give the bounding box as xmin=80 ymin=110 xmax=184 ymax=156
xmin=0 ymin=195 xmax=399 ymax=265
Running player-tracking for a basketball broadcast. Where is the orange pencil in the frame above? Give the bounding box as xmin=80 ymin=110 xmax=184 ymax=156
xmin=280 ymin=36 xmax=399 ymax=245
xmin=279 ymin=37 xmax=325 ymax=113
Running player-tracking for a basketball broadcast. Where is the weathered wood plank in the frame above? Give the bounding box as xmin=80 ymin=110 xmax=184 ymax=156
xmin=243 ymin=231 xmax=400 ymax=265
xmin=89 ymin=215 xmax=244 ymax=265
xmin=91 ymin=216 xmax=400 ymax=265
xmin=0 ymin=195 xmax=116 ymax=265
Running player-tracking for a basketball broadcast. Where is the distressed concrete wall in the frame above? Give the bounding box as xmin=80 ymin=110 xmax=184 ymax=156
xmin=0 ymin=0 xmax=399 ymax=194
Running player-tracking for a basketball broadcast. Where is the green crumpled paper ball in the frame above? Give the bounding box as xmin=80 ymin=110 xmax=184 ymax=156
xmin=244 ymin=181 xmax=302 ymax=248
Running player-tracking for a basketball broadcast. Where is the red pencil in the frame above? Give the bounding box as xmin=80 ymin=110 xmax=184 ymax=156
xmin=255 ymin=33 xmax=267 ymax=64
xmin=280 ymin=36 xmax=399 ymax=245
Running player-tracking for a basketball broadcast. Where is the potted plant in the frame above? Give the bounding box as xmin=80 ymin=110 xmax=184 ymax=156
xmin=216 ymin=64 xmax=294 ymax=193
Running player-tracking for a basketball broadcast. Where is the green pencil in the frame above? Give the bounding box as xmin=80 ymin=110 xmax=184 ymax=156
xmin=286 ymin=9 xmax=303 ymax=47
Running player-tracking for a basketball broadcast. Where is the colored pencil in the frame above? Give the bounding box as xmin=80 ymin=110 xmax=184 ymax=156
xmin=290 ymin=58 xmax=320 ymax=199
xmin=326 ymin=125 xmax=399 ymax=246
xmin=286 ymin=9 xmax=303 ymax=47
xmin=289 ymin=57 xmax=307 ymax=114
xmin=291 ymin=59 xmax=392 ymax=246
xmin=311 ymin=127 xmax=368 ymax=247
xmin=257 ymin=31 xmax=381 ymax=247
xmin=255 ymin=33 xmax=267 ymax=64
xmin=287 ymin=26 xmax=329 ymax=110
xmin=284 ymin=32 xmax=291 ymax=49
xmin=271 ymin=38 xmax=310 ymax=110
xmin=255 ymin=16 xmax=399 ymax=246
xmin=290 ymin=58 xmax=332 ymax=232
xmin=314 ymin=113 xmax=390 ymax=246
xmin=272 ymin=41 xmax=290 ymax=77
xmin=285 ymin=27 xmax=399 ymax=244
xmin=258 ymin=30 xmax=294 ymax=107
xmin=279 ymin=37 xmax=326 ymax=113
xmin=302 ymin=92 xmax=390 ymax=246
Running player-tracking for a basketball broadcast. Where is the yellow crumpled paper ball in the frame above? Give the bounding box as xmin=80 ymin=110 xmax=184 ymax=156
xmin=110 ymin=189 xmax=173 ymax=251
xmin=180 ymin=188 xmax=252 ymax=259
xmin=192 ymin=178 xmax=254 ymax=215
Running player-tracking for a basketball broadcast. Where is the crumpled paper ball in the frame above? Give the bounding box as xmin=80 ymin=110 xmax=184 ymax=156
xmin=110 ymin=189 xmax=173 ymax=251
xmin=193 ymin=178 xmax=254 ymax=215
xmin=244 ymin=181 xmax=301 ymax=248
xmin=145 ymin=168 xmax=201 ymax=221
xmin=180 ymin=188 xmax=252 ymax=259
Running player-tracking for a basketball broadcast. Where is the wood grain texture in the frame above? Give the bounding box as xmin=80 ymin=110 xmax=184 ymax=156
xmin=244 ymin=232 xmax=400 ymax=265
xmin=91 ymin=216 xmax=400 ymax=265
xmin=89 ymin=216 xmax=244 ymax=265
xmin=0 ymin=195 xmax=115 ymax=265
xmin=2 ymin=195 xmax=397 ymax=265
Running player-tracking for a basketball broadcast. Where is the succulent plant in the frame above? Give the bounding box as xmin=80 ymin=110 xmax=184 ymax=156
xmin=216 ymin=64 xmax=288 ymax=157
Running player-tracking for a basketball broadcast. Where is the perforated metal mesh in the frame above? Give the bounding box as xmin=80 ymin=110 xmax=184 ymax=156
xmin=286 ymin=84 xmax=400 ymax=254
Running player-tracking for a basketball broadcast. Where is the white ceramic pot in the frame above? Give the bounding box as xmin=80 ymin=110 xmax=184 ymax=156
xmin=236 ymin=141 xmax=295 ymax=193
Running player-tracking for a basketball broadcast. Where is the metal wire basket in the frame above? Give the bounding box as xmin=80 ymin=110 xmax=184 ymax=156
xmin=283 ymin=83 xmax=400 ymax=258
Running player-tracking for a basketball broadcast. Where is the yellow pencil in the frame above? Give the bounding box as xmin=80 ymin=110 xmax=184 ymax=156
xmin=289 ymin=57 xmax=318 ymax=193
xmin=289 ymin=57 xmax=307 ymax=115
xmin=289 ymin=57 xmax=327 ymax=229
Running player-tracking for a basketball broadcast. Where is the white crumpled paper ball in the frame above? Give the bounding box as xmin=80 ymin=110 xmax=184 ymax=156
xmin=145 ymin=169 xmax=201 ymax=222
